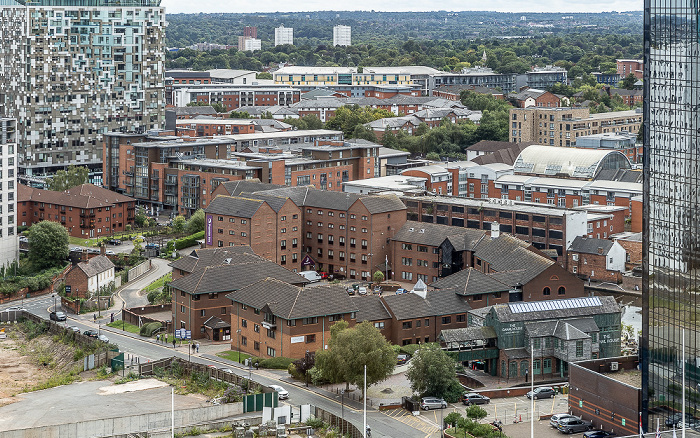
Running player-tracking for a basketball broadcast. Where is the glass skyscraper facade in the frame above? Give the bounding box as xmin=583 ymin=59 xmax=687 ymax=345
xmin=643 ymin=0 xmax=700 ymax=430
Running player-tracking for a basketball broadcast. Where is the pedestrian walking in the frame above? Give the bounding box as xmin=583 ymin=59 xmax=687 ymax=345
xmin=156 ymin=334 xmax=160 ymax=343
xmin=110 ymin=313 xmax=114 ymax=323
xmin=93 ymin=313 xmax=97 ymax=322
xmin=196 ymin=343 xmax=199 ymax=353
xmin=172 ymin=339 xmax=176 ymax=348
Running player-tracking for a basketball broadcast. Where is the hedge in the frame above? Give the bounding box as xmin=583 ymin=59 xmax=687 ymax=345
xmin=259 ymin=357 xmax=294 ymax=369
xmin=174 ymin=231 xmax=205 ymax=250
xmin=140 ymin=321 xmax=162 ymax=337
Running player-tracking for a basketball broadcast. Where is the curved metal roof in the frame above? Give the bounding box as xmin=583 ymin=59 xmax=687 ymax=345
xmin=513 ymin=145 xmax=631 ymax=179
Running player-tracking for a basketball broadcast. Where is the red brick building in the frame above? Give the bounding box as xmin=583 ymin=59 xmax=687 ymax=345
xmin=566 ymin=236 xmax=627 ymax=282
xmin=169 ymin=246 xmax=257 ymax=281
xmin=18 ymin=184 xmax=135 ymax=238
xmin=64 ymin=255 xmax=116 ymax=299
xmin=616 ymin=59 xmax=643 ymax=80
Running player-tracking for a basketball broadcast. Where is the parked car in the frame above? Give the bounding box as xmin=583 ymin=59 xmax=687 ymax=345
xmin=373 ymin=286 xmax=382 ymax=294
xmin=49 ymin=311 xmax=67 ymax=321
xmin=83 ymin=329 xmax=99 ymax=338
xmin=107 ymin=239 xmax=122 ymax=245
xmin=395 ymin=288 xmax=407 ymax=295
xmin=269 ymin=384 xmax=289 ymax=400
xmin=318 ymin=272 xmax=329 ymax=280
xmin=87 ymin=248 xmax=100 ymax=254
xmin=70 ymin=247 xmax=82 ymax=252
xmin=667 ymin=413 xmax=694 ymax=427
xmin=144 ymin=243 xmax=160 ymax=250
xmin=677 ymin=420 xmax=700 ymax=431
xmin=557 ymin=417 xmax=593 ymax=434
xmin=97 ymin=334 xmax=110 ymax=343
xmin=397 ymin=353 xmax=410 ymax=365
xmin=421 ymin=397 xmax=447 ymax=410
xmin=69 ymin=326 xmax=81 ymax=333
xmin=462 ymin=393 xmax=490 ymax=405
xmin=583 ymin=431 xmax=615 ymax=438
xmin=5 ymin=306 xmax=26 ymax=312
xmin=551 ymin=414 xmax=577 ymax=428
xmin=358 ymin=286 xmax=368 ymax=296
xmin=346 ymin=287 xmax=356 ymax=295
xmin=105 ymin=250 xmax=115 ymax=256
xmin=527 ymin=387 xmax=556 ymax=399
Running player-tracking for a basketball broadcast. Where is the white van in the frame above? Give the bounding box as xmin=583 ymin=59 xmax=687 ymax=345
xmin=299 ymin=271 xmax=322 ymax=283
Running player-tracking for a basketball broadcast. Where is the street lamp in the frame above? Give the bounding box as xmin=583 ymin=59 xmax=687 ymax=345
xmin=340 ymin=389 xmax=345 ymax=435
xmin=237 ymin=329 xmax=242 ymax=361
xmin=305 ymin=350 xmax=310 ymax=387
xmin=52 ymin=294 xmax=56 ymax=312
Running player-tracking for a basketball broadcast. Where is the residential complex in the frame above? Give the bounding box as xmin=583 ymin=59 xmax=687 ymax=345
xmin=274 ymin=26 xmax=293 ymax=46
xmin=0 ymin=117 xmax=18 ymax=268
xmin=332 ymin=25 xmax=351 ymax=46
xmin=0 ymin=0 xmax=166 ymax=177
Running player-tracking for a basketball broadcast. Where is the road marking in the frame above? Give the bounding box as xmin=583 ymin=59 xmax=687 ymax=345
xmin=380 ymin=408 xmax=440 ymax=434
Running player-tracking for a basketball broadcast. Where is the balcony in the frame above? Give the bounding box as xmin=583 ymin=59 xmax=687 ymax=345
xmin=261 ymin=321 xmax=276 ymax=330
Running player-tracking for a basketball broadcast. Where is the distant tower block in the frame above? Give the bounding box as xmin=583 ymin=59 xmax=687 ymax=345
xmin=333 ymin=25 xmax=351 ymax=47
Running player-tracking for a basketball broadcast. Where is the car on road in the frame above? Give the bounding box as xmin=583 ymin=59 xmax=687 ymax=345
xmin=97 ymin=334 xmax=110 ymax=343
xmin=269 ymin=384 xmax=289 ymax=400
xmin=395 ymin=288 xmax=407 ymax=295
xmin=69 ymin=326 xmax=81 ymax=333
xmin=420 ymin=397 xmax=447 ymax=410
xmin=83 ymin=329 xmax=99 ymax=338
xmin=49 ymin=311 xmax=67 ymax=321
xmin=583 ymin=431 xmax=615 ymax=438
xmin=461 ymin=393 xmax=490 ymax=405
xmin=87 ymin=248 xmax=100 ymax=254
xmin=105 ymin=250 xmax=115 ymax=256
xmin=667 ymin=413 xmax=694 ymax=427
xmin=71 ymin=247 xmax=83 ymax=252
xmin=557 ymin=417 xmax=593 ymax=434
xmin=550 ymin=414 xmax=577 ymax=428
xmin=358 ymin=286 xmax=368 ymax=296
xmin=107 ymin=239 xmax=122 ymax=245
xmin=397 ymin=353 xmax=410 ymax=365
xmin=527 ymin=387 xmax=556 ymax=399
xmin=5 ymin=306 xmax=26 ymax=312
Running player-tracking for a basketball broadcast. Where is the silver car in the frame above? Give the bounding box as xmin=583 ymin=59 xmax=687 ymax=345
xmin=420 ymin=397 xmax=447 ymax=410
xmin=551 ymin=414 xmax=577 ymax=428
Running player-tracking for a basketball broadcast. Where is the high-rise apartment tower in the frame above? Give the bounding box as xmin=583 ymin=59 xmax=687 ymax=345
xmin=275 ymin=26 xmax=293 ymax=46
xmin=0 ymin=0 xmax=166 ymax=178
xmin=333 ymin=25 xmax=351 ymax=47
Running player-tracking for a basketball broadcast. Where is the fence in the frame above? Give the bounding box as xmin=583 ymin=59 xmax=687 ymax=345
xmin=313 ymin=405 xmax=363 ymax=438
xmin=122 ymin=304 xmax=172 ymax=333
xmin=329 ymin=387 xmax=374 ymax=407
xmin=127 ymin=259 xmax=152 ymax=282
xmin=139 ymin=357 xmax=264 ymax=393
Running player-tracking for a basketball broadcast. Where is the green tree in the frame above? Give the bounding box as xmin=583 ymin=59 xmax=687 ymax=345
xmin=620 ymin=73 xmax=638 ymax=90
xmin=315 ymin=321 xmax=396 ymax=395
xmin=372 ymin=270 xmax=385 ymax=284
xmin=406 ymin=343 xmax=463 ymax=402
xmin=230 ymin=110 xmax=252 ymax=119
xmin=186 ymin=209 xmax=206 ymax=234
xmin=135 ymin=206 xmax=148 ymax=228
xmin=351 ymin=124 xmax=377 ymax=142
xmin=466 ymin=405 xmax=488 ymax=422
xmin=28 ymin=221 xmax=69 ymax=270
xmin=256 ymin=72 xmax=273 ymax=80
xmin=445 ymin=411 xmax=463 ymax=428
xmin=283 ymin=115 xmax=324 ymax=130
xmin=211 ymin=103 xmax=226 ymax=113
xmin=426 ymin=151 xmax=440 ymax=161
xmin=325 ymin=105 xmax=394 ymax=137
xmin=46 ymin=165 xmax=89 ymax=191
xmin=172 ymin=215 xmax=186 ymax=234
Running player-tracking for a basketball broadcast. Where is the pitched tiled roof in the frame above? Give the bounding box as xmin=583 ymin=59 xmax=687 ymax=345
xmin=217 ymin=180 xmax=284 ymax=197
xmin=474 ymin=234 xmax=554 ymax=284
xmin=381 ymin=289 xmax=471 ymax=320
xmin=169 ymin=247 xmax=259 ymax=273
xmin=431 ymin=268 xmax=511 ymax=296
xmin=392 ymin=221 xmax=485 ymax=247
xmin=75 ymin=255 xmax=114 ymax=278
xmin=303 ymin=190 xmax=360 ymax=210
xmin=569 ymin=236 xmax=615 ymax=256
xmin=526 ymin=318 xmax=597 ymax=340
xmin=65 ymin=184 xmax=134 ymax=204
xmin=226 ymin=278 xmax=358 ymax=319
xmin=440 ymin=326 xmax=498 ymax=344
xmin=353 ymin=296 xmax=392 ymax=322
xmin=358 ymin=195 xmax=406 ymax=214
xmin=253 ymin=186 xmax=313 ymax=207
xmin=470 ymin=142 xmax=535 ymax=166
xmin=244 ymin=193 xmax=292 ymax=213
xmin=203 ymin=316 xmax=230 ymax=329
xmin=176 ymin=106 xmax=217 ymax=116
xmin=205 ymin=196 xmax=265 ymax=218
xmin=170 ymin=261 xmax=307 ymax=295
xmin=18 ymin=184 xmax=121 ymax=209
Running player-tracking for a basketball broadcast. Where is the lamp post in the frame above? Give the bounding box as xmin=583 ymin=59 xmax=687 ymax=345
xmin=305 ymin=350 xmax=310 ymax=387
xmin=340 ymin=390 xmax=345 ymax=436
xmin=52 ymin=294 xmax=57 ymax=312
xmin=237 ymin=329 xmax=242 ymax=361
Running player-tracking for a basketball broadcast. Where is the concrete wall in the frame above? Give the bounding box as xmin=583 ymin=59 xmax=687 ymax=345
xmin=127 ymin=259 xmax=152 ymax=282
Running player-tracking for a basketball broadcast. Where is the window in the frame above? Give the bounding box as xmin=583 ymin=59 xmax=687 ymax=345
xmin=418 ymin=245 xmax=428 ymax=252
xmin=401 ymin=257 xmax=412 ymax=266
xmin=401 ymin=243 xmax=413 ymax=250
xmin=401 ymin=271 xmax=413 ymax=280
xmin=242 ymin=336 xmax=247 ymax=346
xmin=558 ymin=286 xmax=566 ymax=295
xmin=591 ymin=333 xmax=598 ymax=343
xmin=303 ymin=317 xmax=318 ymax=325
xmin=241 ymin=319 xmax=247 ymax=328
xmin=254 ymin=324 xmax=260 ymax=333
xmin=329 ymin=314 xmax=343 ymax=322
xmin=543 ymin=287 xmax=551 ymax=295
xmin=306 ymin=334 xmax=316 ymax=343
xmin=267 ymin=347 xmax=276 ymax=357
xmin=287 ymin=319 xmax=297 ymax=327
xmin=221 ymin=307 xmax=226 ymax=315
xmin=576 ymin=340 xmax=584 ymax=357
xmin=374 ymin=322 xmax=385 ymax=329
xmin=441 ymin=316 xmax=451 ymax=324
xmin=254 ymin=341 xmax=260 ymax=351
xmin=425 ymin=319 xmax=430 ymax=326
xmin=533 ymin=338 xmax=541 ymax=349
xmin=457 ymin=314 xmax=466 ymax=323
xmin=267 ymin=329 xmax=276 ymax=339
xmin=402 ymin=321 xmax=412 ymax=329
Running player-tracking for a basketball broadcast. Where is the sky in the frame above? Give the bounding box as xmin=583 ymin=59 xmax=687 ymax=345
xmin=161 ymin=0 xmax=643 ymax=14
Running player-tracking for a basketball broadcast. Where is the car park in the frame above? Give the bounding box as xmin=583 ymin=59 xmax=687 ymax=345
xmin=526 ymin=387 xmax=556 ymax=399
xmin=421 ymin=397 xmax=447 ymax=410
xmin=83 ymin=329 xmax=99 ymax=338
xmin=583 ymin=431 xmax=615 ymax=438
xmin=462 ymin=393 xmax=490 ymax=405
xmin=49 ymin=311 xmax=67 ymax=321
xmin=557 ymin=417 xmax=592 ymax=434
xmin=269 ymin=384 xmax=289 ymax=400
xmin=358 ymin=286 xmax=368 ymax=295
xmin=397 ymin=353 xmax=410 ymax=365
xmin=551 ymin=414 xmax=577 ymax=428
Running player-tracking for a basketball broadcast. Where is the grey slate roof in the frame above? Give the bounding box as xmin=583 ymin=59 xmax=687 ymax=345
xmin=492 ymin=296 xmax=620 ymax=323
xmin=205 ymin=196 xmax=265 ymax=218
xmin=359 ymin=195 xmax=407 ymax=214
xmin=244 ymin=193 xmax=291 ymax=213
xmin=169 ymin=247 xmax=259 ymax=273
xmin=502 ymin=348 xmax=530 ymax=359
xmin=253 ymin=186 xmax=313 ymax=207
xmin=170 ymin=261 xmax=308 ymax=295
xmin=349 ymin=295 xmax=392 ymax=322
xmin=430 ymin=268 xmax=511 ymax=296
xmin=226 ymin=278 xmax=358 ymax=319
xmin=175 ymin=106 xmax=217 ymax=116
xmin=203 ymin=316 xmax=230 ymax=329
xmin=474 ymin=234 xmax=554 ymax=284
xmin=303 ymin=190 xmax=360 ymax=210
xmin=392 ymin=221 xmax=485 ymax=247
xmin=525 ymin=318 xmax=597 ymax=340
xmin=76 ymin=255 xmax=114 ymax=278
xmin=217 ymin=180 xmax=284 ymax=197
xmin=470 ymin=141 xmax=534 ymax=166
xmin=381 ymin=289 xmax=471 ymax=320
xmin=595 ymin=169 xmax=643 ymax=183
xmin=568 ymin=236 xmax=615 ymax=256
xmin=440 ymin=326 xmax=498 ymax=344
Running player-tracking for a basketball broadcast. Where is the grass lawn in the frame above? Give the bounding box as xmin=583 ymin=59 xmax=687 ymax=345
xmin=68 ymin=236 xmax=99 ymax=247
xmin=143 ymin=272 xmax=172 ymax=294
xmin=106 ymin=320 xmax=141 ymax=334
xmin=217 ymin=350 xmax=252 ymax=363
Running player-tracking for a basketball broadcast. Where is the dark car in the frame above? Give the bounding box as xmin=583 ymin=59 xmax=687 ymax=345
xmin=557 ymin=418 xmax=593 ymax=434
xmin=397 ymin=353 xmax=410 ymax=365
xmin=107 ymin=239 xmax=122 ymax=245
xmin=583 ymin=431 xmax=615 ymax=438
xmin=527 ymin=387 xmax=556 ymax=399
xmin=49 ymin=311 xmax=67 ymax=321
xmin=666 ymin=413 xmax=693 ymax=427
xmin=346 ymin=288 xmax=356 ymax=296
xmin=83 ymin=329 xmax=99 ymax=338
xmin=144 ymin=243 xmax=160 ymax=250
xmin=462 ymin=393 xmax=490 ymax=405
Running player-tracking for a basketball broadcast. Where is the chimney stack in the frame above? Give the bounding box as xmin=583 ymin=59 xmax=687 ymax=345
xmin=100 ymin=244 xmax=106 ymax=256
xmin=491 ymin=221 xmax=500 ymax=239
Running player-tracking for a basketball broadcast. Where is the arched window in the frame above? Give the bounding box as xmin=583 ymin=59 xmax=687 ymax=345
xmin=558 ymin=286 xmax=566 ymax=295
xmin=543 ymin=287 xmax=551 ymax=295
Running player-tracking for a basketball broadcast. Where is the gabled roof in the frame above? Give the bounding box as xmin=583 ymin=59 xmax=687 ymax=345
xmin=203 ymin=316 xmax=230 ymax=329
xmin=440 ymin=326 xmax=498 ymax=345
xmin=205 ymin=196 xmax=265 ymax=218
xmin=169 ymin=247 xmax=258 ymax=273
xmin=525 ymin=318 xmax=595 ymax=340
xmin=470 ymin=142 xmax=534 ymax=166
xmin=226 ymin=278 xmax=358 ymax=319
xmin=358 ymin=195 xmax=406 ymax=214
xmin=303 ymin=190 xmax=360 ymax=210
xmin=568 ymin=236 xmax=615 ymax=256
xmin=253 ymin=186 xmax=313 ymax=207
xmin=18 ymin=184 xmax=130 ymax=209
xmin=353 ymin=296 xmax=392 ymax=322
xmin=65 ymin=184 xmax=134 ymax=204
xmin=75 ymin=255 xmax=114 ymax=278
xmin=431 ymin=268 xmax=511 ymax=296
xmin=170 ymin=261 xmax=307 ymax=295
xmin=216 ymin=180 xmax=283 ymax=197
xmin=474 ymin=234 xmax=554 ymax=284
xmin=381 ymin=289 xmax=471 ymax=320
xmin=175 ymin=106 xmax=217 ymax=116
xmin=392 ymin=221 xmax=486 ymax=247
xmin=244 ymin=193 xmax=293 ymax=213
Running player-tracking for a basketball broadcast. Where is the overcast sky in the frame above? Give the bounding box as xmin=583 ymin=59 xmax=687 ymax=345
xmin=162 ymin=0 xmax=642 ymax=14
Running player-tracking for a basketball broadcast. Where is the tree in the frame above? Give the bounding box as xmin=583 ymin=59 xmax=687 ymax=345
xmin=186 ymin=209 xmax=206 ymax=234
xmin=620 ymin=73 xmax=638 ymax=90
xmin=406 ymin=343 xmax=463 ymax=402
xmin=46 ymin=165 xmax=89 ymax=192
xmin=372 ymin=270 xmax=384 ymax=284
xmin=426 ymin=151 xmax=440 ymax=161
xmin=230 ymin=110 xmax=252 ymax=119
xmin=466 ymin=405 xmax=487 ymax=422
xmin=172 ymin=215 xmax=186 ymax=234
xmin=256 ymin=72 xmax=273 ymax=80
xmin=293 ymin=352 xmax=316 ymax=386
xmin=351 ymin=124 xmax=377 ymax=142
xmin=135 ymin=206 xmax=148 ymax=228
xmin=445 ymin=411 xmax=463 ymax=428
xmin=28 ymin=221 xmax=69 ymax=270
xmin=315 ymin=321 xmax=396 ymax=395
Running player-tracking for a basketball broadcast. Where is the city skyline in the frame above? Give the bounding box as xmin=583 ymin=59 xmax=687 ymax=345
xmin=161 ymin=1 xmax=642 ymax=14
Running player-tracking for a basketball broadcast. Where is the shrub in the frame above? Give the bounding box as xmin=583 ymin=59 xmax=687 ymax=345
xmin=399 ymin=343 xmax=422 ymax=356
xmin=259 ymin=356 xmax=294 ymax=369
xmin=174 ymin=231 xmax=205 ymax=250
xmin=288 ymin=362 xmax=304 ymax=380
xmin=305 ymin=417 xmax=325 ymax=429
xmin=140 ymin=321 xmax=162 ymax=337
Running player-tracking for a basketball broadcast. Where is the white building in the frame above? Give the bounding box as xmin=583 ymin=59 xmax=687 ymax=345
xmin=275 ymin=26 xmax=293 ymax=46
xmin=333 ymin=25 xmax=351 ymax=47
xmin=243 ymin=38 xmax=261 ymax=52
xmin=0 ymin=117 xmax=18 ymax=268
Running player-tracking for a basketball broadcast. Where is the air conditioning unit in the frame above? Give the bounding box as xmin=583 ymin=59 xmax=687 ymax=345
xmin=610 ymin=362 xmax=619 ymax=371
